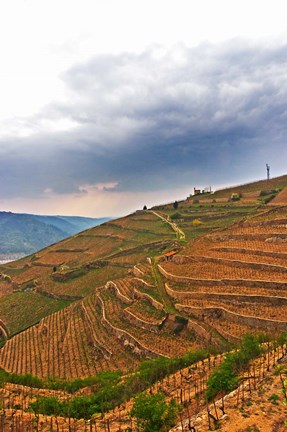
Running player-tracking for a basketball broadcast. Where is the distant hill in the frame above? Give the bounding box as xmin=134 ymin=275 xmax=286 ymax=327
xmin=0 ymin=212 xmax=110 ymax=257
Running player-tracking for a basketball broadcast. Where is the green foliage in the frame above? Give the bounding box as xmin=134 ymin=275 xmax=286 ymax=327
xmin=260 ymin=190 xmax=273 ymax=196
xmin=238 ymin=333 xmax=261 ymax=361
xmin=29 ymin=349 xmax=207 ymax=419
xmin=170 ymin=212 xmax=182 ymax=220
xmin=0 ymin=292 xmax=71 ymax=336
xmin=206 ymin=334 xmax=261 ymax=401
xmin=0 ymin=369 xmax=121 ymax=394
xmin=173 ymin=201 xmax=178 ymax=209
xmin=136 ymin=349 xmax=207 ymax=390
xmin=259 ymin=188 xmax=279 ymax=204
xmin=0 ymin=336 xmax=5 ymax=349
xmin=260 ymin=188 xmax=281 ymax=197
xmin=0 ymin=369 xmax=43 ymax=388
xmin=269 ymin=393 xmax=279 ymax=405
xmin=261 ymin=194 xmax=276 ymax=204
xmin=276 ymin=332 xmax=287 ymax=346
xmin=230 ymin=193 xmax=240 ymax=201
xmin=244 ymin=426 xmax=261 ymax=432
xmin=30 ymin=372 xmax=123 ymax=419
xmin=49 ymin=371 xmax=122 ymax=393
xmin=131 ymin=392 xmax=178 ymax=432
xmin=205 ymin=354 xmax=238 ymax=401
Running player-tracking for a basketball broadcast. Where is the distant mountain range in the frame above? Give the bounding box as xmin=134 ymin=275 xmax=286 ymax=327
xmin=0 ymin=211 xmax=110 ymax=258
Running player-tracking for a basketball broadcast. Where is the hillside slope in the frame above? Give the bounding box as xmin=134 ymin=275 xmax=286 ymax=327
xmin=0 ymin=175 xmax=287 ymax=377
xmin=0 ymin=175 xmax=287 ymax=428
xmin=0 ymin=340 xmax=286 ymax=431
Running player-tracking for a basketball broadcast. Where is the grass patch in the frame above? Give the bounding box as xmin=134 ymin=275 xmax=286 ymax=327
xmin=0 ymin=292 xmax=71 ymax=336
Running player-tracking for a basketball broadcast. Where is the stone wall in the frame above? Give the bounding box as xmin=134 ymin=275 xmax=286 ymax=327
xmin=165 ymin=283 xmax=287 ymax=306
xmin=105 ymin=281 xmax=133 ymax=305
xmin=123 ymin=308 xmax=164 ymax=332
xmin=96 ymin=293 xmax=170 ymax=359
xmin=168 ymin=254 xmax=287 ymax=273
xmin=133 ymin=288 xmax=165 ymax=310
xmin=176 ymin=304 xmax=287 ymax=331
xmin=158 ymin=264 xmax=287 ymax=290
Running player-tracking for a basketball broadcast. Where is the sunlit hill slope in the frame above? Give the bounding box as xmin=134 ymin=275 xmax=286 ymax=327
xmin=1 ymin=174 xmax=287 ymax=381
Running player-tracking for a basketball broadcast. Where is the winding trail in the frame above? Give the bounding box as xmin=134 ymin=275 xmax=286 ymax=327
xmin=150 ymin=210 xmax=185 ymax=240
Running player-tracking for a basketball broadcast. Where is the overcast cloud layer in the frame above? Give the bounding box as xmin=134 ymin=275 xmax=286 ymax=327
xmin=2 ymin=40 xmax=287 ymax=216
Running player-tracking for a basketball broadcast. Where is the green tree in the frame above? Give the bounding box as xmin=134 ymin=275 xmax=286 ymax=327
xmin=205 ymin=353 xmax=237 ymax=402
xmin=206 ymin=333 xmax=261 ymax=411
xmin=173 ymin=201 xmax=178 ymax=209
xmin=239 ymin=333 xmax=261 ymax=363
xmin=131 ymin=392 xmax=178 ymax=432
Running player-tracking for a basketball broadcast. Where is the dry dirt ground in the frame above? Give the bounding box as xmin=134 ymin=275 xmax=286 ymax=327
xmin=171 ymin=362 xmax=287 ymax=432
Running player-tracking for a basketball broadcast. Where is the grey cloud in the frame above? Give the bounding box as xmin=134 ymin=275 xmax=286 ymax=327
xmin=1 ymin=40 xmax=287 ymax=199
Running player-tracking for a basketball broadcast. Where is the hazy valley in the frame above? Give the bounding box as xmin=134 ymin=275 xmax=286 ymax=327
xmin=0 ymin=211 xmax=110 ymax=260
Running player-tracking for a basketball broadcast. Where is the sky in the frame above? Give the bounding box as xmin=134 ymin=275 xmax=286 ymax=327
xmin=1 ymin=0 xmax=287 ymax=217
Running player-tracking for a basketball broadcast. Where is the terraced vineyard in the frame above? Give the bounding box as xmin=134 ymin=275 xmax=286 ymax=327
xmin=0 ymin=176 xmax=287 ymax=428
xmin=0 ymin=341 xmax=286 ymax=432
xmin=159 ymin=206 xmax=287 ymax=343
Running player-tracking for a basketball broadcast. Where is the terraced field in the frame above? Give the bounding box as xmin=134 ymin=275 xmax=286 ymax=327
xmin=1 ymin=174 xmax=287 ymax=388
xmin=2 ymin=175 xmax=287 ymax=430
xmin=159 ymin=206 xmax=287 ymax=342
xmin=0 ymin=211 xmax=176 ymax=334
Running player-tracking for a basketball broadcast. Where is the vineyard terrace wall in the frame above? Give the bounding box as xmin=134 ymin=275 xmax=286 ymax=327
xmin=176 ymin=304 xmax=287 ymax=332
xmin=165 ymin=283 xmax=287 ymax=306
xmin=96 ymin=293 xmax=170 ymax=359
xmin=123 ymin=308 xmax=166 ymax=332
xmin=158 ymin=265 xmax=287 ymax=290
xmin=171 ymin=255 xmax=287 ymax=274
xmin=105 ymin=281 xmax=133 ymax=305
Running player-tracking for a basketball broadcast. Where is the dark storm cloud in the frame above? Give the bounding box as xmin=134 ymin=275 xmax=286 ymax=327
xmin=2 ymin=40 xmax=287 ymax=199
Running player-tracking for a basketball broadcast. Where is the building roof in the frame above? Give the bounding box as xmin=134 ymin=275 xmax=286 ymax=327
xmin=164 ymin=250 xmax=177 ymax=257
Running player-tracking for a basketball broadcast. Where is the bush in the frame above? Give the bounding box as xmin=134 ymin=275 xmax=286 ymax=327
xmin=30 ymin=372 xmax=123 ymax=419
xmin=260 ymin=190 xmax=273 ymax=196
xmin=230 ymin=193 xmax=240 ymax=201
xmin=170 ymin=212 xmax=182 ymax=220
xmin=174 ymin=316 xmax=188 ymax=335
xmin=131 ymin=392 xmax=178 ymax=432
xmin=29 ymin=349 xmax=208 ymax=419
xmin=206 ymin=334 xmax=261 ymax=402
xmin=205 ymin=353 xmax=238 ymax=401
xmin=192 ymin=219 xmax=202 ymax=226
xmin=175 ymin=316 xmax=188 ymax=326
xmin=0 ymin=370 xmax=43 ymax=388
xmin=262 ymin=194 xmax=276 ymax=204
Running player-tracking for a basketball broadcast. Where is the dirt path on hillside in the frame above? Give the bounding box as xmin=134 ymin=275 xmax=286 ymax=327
xmin=150 ymin=210 xmax=185 ymax=240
